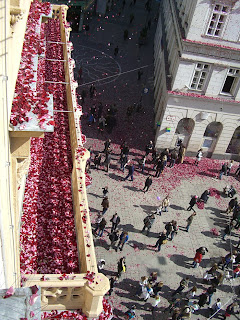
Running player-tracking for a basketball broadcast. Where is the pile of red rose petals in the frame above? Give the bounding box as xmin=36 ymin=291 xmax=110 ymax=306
xmin=41 ymin=298 xmax=113 ymax=319
xmin=20 ymin=16 xmax=79 ymax=275
xmin=10 ymin=0 xmax=54 ymax=129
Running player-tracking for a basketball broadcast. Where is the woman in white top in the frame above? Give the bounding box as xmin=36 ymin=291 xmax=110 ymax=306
xmin=194 ymin=149 xmax=203 ymax=166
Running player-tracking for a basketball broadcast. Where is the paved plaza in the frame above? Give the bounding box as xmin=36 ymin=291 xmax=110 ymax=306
xmin=70 ymin=1 xmax=240 ymax=319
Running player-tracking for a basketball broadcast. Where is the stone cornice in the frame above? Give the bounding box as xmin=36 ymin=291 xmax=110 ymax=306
xmin=182 ymin=39 xmax=240 ymax=62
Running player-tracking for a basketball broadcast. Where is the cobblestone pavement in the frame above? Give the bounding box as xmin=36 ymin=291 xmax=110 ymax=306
xmin=70 ymin=1 xmax=240 ymax=319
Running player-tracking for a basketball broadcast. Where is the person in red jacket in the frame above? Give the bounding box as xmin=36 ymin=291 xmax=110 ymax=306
xmin=192 ymin=250 xmax=203 ymax=268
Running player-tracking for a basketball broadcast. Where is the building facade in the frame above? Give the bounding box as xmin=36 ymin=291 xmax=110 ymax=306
xmin=154 ymin=0 xmax=240 ymax=159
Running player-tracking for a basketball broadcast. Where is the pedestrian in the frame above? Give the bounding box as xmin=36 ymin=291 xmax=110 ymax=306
xmin=200 ymin=189 xmax=210 ymax=203
xmin=162 ymin=195 xmax=170 ymax=212
xmin=165 ymin=221 xmax=173 ymax=239
xmin=148 ymin=272 xmax=158 ymax=285
xmin=102 ymin=186 xmax=108 ymax=198
xmin=169 ymin=149 xmax=178 ymax=167
xmin=103 ymin=139 xmax=111 ymax=154
xmin=197 ymin=246 xmax=208 ymax=255
xmin=219 ymin=162 xmax=227 ymax=179
xmin=140 ymin=283 xmax=153 ymax=301
xmin=223 ymin=302 xmax=238 ymax=319
xmin=141 ymin=213 xmax=155 ymax=236
xmin=94 ymin=212 xmax=103 ymax=234
xmin=129 ymin=13 xmax=134 ymax=24
xmin=186 ymin=212 xmax=196 ymax=232
xmin=97 ymin=217 xmax=107 ymax=237
xmin=104 ymin=151 xmax=111 ymax=172
xmin=222 ymin=251 xmax=237 ymax=270
xmin=101 ymin=196 xmax=109 ymax=215
xmin=206 ymin=285 xmax=216 ymax=305
xmin=98 ymin=115 xmax=106 ymax=133
xmin=185 ymin=286 xmax=197 ymax=300
xmin=227 ymin=160 xmax=234 ymax=175
xmin=170 ymin=220 xmax=178 ymax=241
xmin=178 ymin=145 xmax=186 ymax=163
xmin=94 ymin=153 xmax=101 ymax=169
xmin=226 ymin=197 xmax=238 ymax=214
xmin=194 ymin=148 xmax=203 ymax=166
xmin=108 ymin=276 xmax=118 ymax=296
xmin=154 ymin=230 xmax=167 ymax=252
xmin=145 ymin=141 xmax=153 ymax=156
xmin=222 ymin=221 xmax=234 ymax=240
xmin=97 ymin=102 xmax=103 ymax=119
xmin=124 ymin=29 xmax=129 ymax=40
xmin=108 ymin=229 xmax=120 ymax=250
xmin=210 ymin=298 xmax=221 ymax=314
xmin=114 ymin=45 xmax=119 ymax=57
xmin=155 ymin=159 xmax=164 ymax=177
xmin=78 ymin=65 xmax=83 ymax=80
xmin=198 ymin=292 xmax=208 ymax=308
xmin=138 ymin=156 xmax=146 ymax=173
xmin=97 ymin=259 xmax=106 ymax=271
xmin=137 ymin=69 xmax=143 ymax=80
xmin=110 ymin=213 xmax=121 ymax=233
xmin=151 ymin=294 xmax=161 ymax=311
xmin=124 ymin=163 xmax=135 ymax=181
xmin=116 ymin=231 xmax=129 ymax=251
xmin=187 ymin=195 xmax=198 ymax=212
xmin=120 ymin=154 xmax=129 ymax=172
xmin=153 ymin=281 xmax=163 ymax=295
xmin=192 ymin=249 xmax=203 ymax=268
xmin=143 ymin=176 xmax=152 ymax=192
xmin=233 ymin=264 xmax=240 ymax=278
xmin=137 ymin=276 xmax=148 ymax=295
xmin=124 ymin=305 xmax=136 ymax=319
xmin=117 ymin=257 xmax=126 ymax=278
xmin=87 ymin=113 xmax=95 ymax=126
xmin=172 ymin=277 xmax=189 ymax=297
xmin=89 ymin=84 xmax=96 ymax=98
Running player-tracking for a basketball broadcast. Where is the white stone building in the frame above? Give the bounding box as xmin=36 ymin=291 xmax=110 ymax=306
xmin=154 ymin=0 xmax=240 ymax=159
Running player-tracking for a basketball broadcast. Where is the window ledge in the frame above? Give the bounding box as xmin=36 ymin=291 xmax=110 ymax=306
xmin=219 ymin=92 xmax=235 ymax=99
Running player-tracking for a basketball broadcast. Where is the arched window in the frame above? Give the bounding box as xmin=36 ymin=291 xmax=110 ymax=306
xmin=174 ymin=118 xmax=195 ymax=148
xmin=226 ymin=127 xmax=240 ymax=154
xmin=204 ymin=122 xmax=223 ymax=138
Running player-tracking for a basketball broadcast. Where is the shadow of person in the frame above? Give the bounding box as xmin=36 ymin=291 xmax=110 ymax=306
xmin=123 ymin=185 xmax=139 ymax=192
xmin=128 ymin=240 xmax=147 ymax=251
xmin=140 ymin=204 xmax=157 ymax=214
xmin=170 ymin=204 xmax=185 ymax=211
xmin=108 ymin=172 xmax=123 ymax=181
xmin=170 ymin=254 xmax=192 ymax=268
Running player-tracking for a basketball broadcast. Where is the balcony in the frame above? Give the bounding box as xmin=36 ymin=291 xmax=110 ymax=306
xmin=10 ymin=1 xmax=110 ymax=317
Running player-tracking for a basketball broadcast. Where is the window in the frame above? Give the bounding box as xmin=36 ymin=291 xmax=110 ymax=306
xmin=190 ymin=63 xmax=209 ymax=90
xmin=221 ymin=68 xmax=239 ymax=95
xmin=206 ymin=4 xmax=229 ymax=37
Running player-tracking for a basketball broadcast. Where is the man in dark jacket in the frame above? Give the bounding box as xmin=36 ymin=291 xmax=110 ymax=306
xmin=141 ymin=214 xmax=155 ymax=236
xmin=124 ymin=163 xmax=135 ymax=181
xmin=219 ymin=162 xmax=227 ymax=179
xmin=101 ymin=196 xmax=109 ymax=214
xmin=187 ymin=195 xmax=198 ymax=212
xmin=143 ymin=176 xmax=152 ymax=192
xmin=169 ymin=149 xmax=178 ymax=168
xmin=154 ymin=231 xmax=167 ymax=252
xmin=110 ymin=213 xmax=121 ymax=233
xmin=200 ymin=190 xmax=210 ymax=203
xmin=109 ymin=229 xmax=120 ymax=250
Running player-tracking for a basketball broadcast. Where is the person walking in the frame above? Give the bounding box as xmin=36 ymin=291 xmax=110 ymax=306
xmin=110 ymin=213 xmax=121 ymax=233
xmin=114 ymin=46 xmax=119 ymax=57
xmin=186 ymin=213 xmax=196 ymax=232
xmin=219 ymin=162 xmax=227 ymax=179
xmin=117 ymin=257 xmax=126 ymax=278
xmin=116 ymin=231 xmax=129 ymax=251
xmin=137 ymin=69 xmax=143 ymax=80
xmin=89 ymin=84 xmax=96 ymax=98
xmin=194 ymin=148 xmax=203 ymax=166
xmin=143 ymin=176 xmax=152 ymax=192
xmin=192 ymin=249 xmax=203 ymax=268
xmin=172 ymin=277 xmax=189 ymax=297
xmin=97 ymin=217 xmax=107 ymax=237
xmin=98 ymin=115 xmax=106 ymax=134
xmin=120 ymin=154 xmax=128 ymax=172
xmin=170 ymin=220 xmax=178 ymax=241
xmin=124 ymin=163 xmax=135 ymax=181
xmin=210 ymin=298 xmax=221 ymax=314
xmin=178 ymin=145 xmax=186 ymax=163
xmin=101 ymin=196 xmax=109 ymax=215
xmin=235 ymin=162 xmax=240 ymax=176
xmin=94 ymin=212 xmax=103 ymax=234
xmin=94 ymin=153 xmax=101 ymax=169
xmin=151 ymin=294 xmax=161 ymax=312
xmin=169 ymin=149 xmax=178 ymax=168
xmin=141 ymin=214 xmax=155 ymax=236
xmin=145 ymin=141 xmax=153 ymax=156
xmin=155 ymin=159 xmax=164 ymax=177
xmin=124 ymin=305 xmax=136 ymax=319
xmin=104 ymin=151 xmax=111 ymax=172
xmin=102 ymin=186 xmax=108 ymax=197
xmin=108 ymin=229 xmax=120 ymax=250
xmin=154 ymin=230 xmax=167 ymax=252
xmin=165 ymin=221 xmax=173 ymax=239
xmin=108 ymin=276 xmax=118 ymax=296
xmin=103 ymin=139 xmax=111 ymax=154
xmin=187 ymin=195 xmax=198 ymax=212
xmin=200 ymin=189 xmax=210 ymax=203
xmin=206 ymin=286 xmax=216 ymax=305
xmin=222 ymin=221 xmax=234 ymax=241
xmin=162 ymin=195 xmax=170 ymax=212
xmin=223 ymin=302 xmax=238 ymax=319
xmin=226 ymin=197 xmax=238 ymax=214
xmin=138 ymin=156 xmax=146 ymax=173
xmin=227 ymin=160 xmax=234 ymax=175
xmin=198 ymin=292 xmax=208 ymax=308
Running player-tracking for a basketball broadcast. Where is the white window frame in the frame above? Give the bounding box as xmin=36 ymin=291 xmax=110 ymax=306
xmin=220 ymin=68 xmax=240 ymax=96
xmin=206 ymin=3 xmax=230 ymax=37
xmin=189 ymin=63 xmax=210 ymax=91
